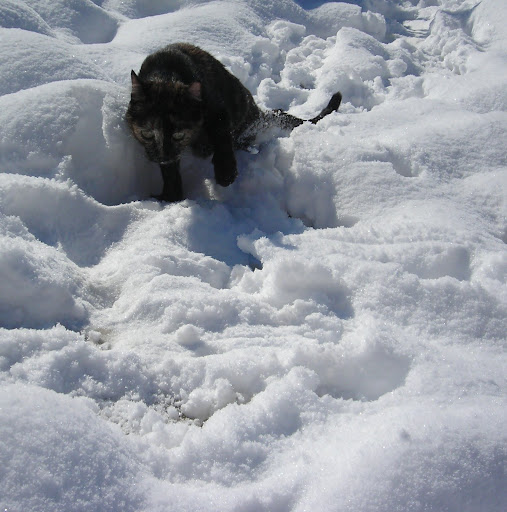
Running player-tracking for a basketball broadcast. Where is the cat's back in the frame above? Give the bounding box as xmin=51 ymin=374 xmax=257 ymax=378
xmin=139 ymin=43 xmax=259 ymax=140
xmin=139 ymin=43 xmax=232 ymax=87
xmin=138 ymin=43 xmax=200 ymax=83
xmin=175 ymin=43 xmax=259 ymax=134
xmin=167 ymin=43 xmax=246 ymax=100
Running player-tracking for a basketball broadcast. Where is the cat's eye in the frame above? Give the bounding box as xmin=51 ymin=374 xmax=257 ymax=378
xmin=140 ymin=129 xmax=154 ymax=140
xmin=172 ymin=132 xmax=185 ymax=141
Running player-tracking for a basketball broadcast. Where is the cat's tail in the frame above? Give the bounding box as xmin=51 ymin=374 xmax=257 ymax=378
xmin=308 ymin=92 xmax=342 ymax=124
xmin=269 ymin=91 xmax=342 ymax=131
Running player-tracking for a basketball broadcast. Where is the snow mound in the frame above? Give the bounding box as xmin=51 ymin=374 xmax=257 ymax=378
xmin=23 ymin=0 xmax=119 ymax=44
xmin=0 ymin=383 xmax=143 ymax=512
xmin=1 ymin=0 xmax=506 ymax=511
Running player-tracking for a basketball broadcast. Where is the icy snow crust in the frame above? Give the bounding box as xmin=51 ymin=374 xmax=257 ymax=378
xmin=0 ymin=0 xmax=506 ymax=510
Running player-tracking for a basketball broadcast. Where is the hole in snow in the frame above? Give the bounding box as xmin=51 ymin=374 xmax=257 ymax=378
xmin=291 ymin=341 xmax=411 ymax=402
xmin=316 ymin=348 xmax=411 ymax=401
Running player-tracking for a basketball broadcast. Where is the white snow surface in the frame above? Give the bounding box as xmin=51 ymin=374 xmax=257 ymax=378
xmin=1 ymin=0 xmax=506 ymax=510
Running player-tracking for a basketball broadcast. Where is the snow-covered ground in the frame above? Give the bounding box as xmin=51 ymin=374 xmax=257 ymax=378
xmin=1 ymin=0 xmax=506 ymax=510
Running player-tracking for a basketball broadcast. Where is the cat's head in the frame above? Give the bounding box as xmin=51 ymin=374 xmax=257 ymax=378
xmin=126 ymin=70 xmax=203 ymax=164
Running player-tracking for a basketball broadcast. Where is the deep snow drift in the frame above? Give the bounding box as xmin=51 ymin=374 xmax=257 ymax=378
xmin=0 ymin=0 xmax=506 ymax=511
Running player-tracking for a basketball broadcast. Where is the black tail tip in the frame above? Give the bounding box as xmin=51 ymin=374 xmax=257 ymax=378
xmin=327 ymin=92 xmax=342 ymax=112
xmin=309 ymin=91 xmax=343 ymax=124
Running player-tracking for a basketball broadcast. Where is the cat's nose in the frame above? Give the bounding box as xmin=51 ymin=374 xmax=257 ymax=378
xmin=158 ymin=150 xmax=177 ymax=164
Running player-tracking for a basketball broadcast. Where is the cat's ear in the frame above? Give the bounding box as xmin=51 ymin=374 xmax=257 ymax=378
xmin=188 ymin=82 xmax=202 ymax=100
xmin=130 ymin=70 xmax=144 ymax=96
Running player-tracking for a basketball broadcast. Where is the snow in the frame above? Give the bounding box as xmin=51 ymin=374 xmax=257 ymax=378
xmin=0 ymin=0 xmax=506 ymax=511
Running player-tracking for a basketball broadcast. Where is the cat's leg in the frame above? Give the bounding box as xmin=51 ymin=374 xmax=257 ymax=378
xmin=209 ymin=110 xmax=238 ymax=187
xmin=212 ymin=147 xmax=237 ymax=187
xmin=154 ymin=161 xmax=183 ymax=202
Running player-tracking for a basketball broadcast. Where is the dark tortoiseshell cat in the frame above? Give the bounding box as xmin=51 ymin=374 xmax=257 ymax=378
xmin=126 ymin=43 xmax=342 ymax=201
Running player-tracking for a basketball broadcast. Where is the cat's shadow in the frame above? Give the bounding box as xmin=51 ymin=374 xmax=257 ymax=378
xmin=151 ymin=151 xmax=303 ymax=272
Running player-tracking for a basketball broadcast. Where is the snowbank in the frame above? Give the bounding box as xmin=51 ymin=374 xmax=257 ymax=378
xmin=1 ymin=1 xmax=506 ymax=511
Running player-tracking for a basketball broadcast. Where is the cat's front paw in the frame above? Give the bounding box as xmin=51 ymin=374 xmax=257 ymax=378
xmin=151 ymin=191 xmax=182 ymax=202
xmin=216 ymin=169 xmax=238 ymax=187
xmin=213 ymin=152 xmax=238 ymax=187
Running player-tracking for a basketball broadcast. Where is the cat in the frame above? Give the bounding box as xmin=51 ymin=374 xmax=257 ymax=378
xmin=126 ymin=42 xmax=342 ymax=202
